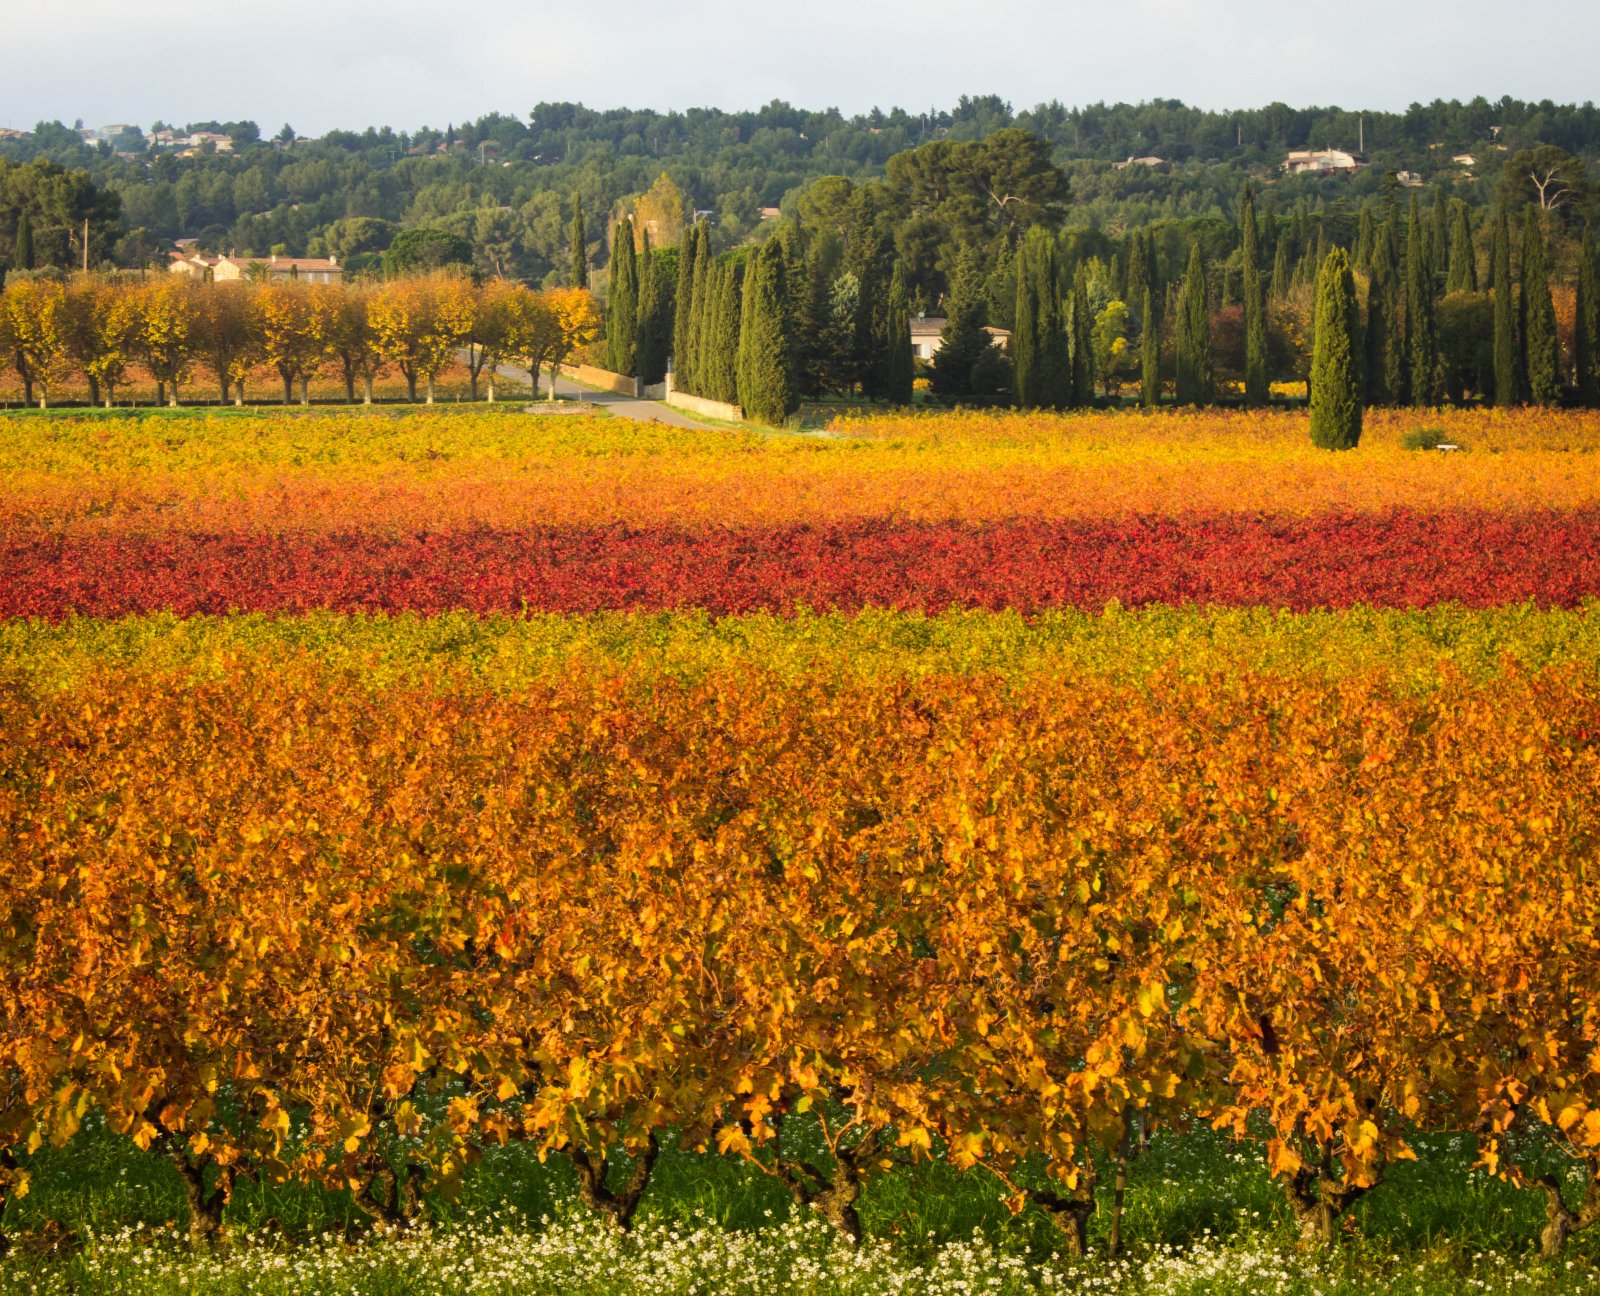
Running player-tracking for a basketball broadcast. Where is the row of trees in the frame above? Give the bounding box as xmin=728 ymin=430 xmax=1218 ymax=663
xmin=0 ymin=274 xmax=599 ymax=408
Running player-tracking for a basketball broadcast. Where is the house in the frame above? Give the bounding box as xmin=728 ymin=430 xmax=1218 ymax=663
xmin=1396 ymin=170 xmax=1425 ymax=188
xmin=169 ymin=251 xmax=344 ymax=284
xmin=0 ymin=127 xmax=31 ymax=141
xmin=213 ymin=253 xmax=342 ymax=284
xmin=1282 ymin=148 xmax=1362 ymax=174
xmin=1452 ymin=153 xmax=1476 ymax=167
xmin=1114 ymin=155 xmax=1167 ymax=170
xmin=908 ymin=317 xmax=1011 ymax=361
xmin=758 ymin=207 xmax=782 ymax=221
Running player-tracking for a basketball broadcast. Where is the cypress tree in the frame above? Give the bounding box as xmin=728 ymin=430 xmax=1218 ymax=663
xmin=1310 ymin=248 xmax=1363 ymax=450
xmin=1125 ymin=228 xmax=1153 ymax=331
xmin=1364 ymin=226 xmax=1396 ymax=405
xmin=736 ymin=239 xmax=797 ymax=424
xmin=936 ymin=247 xmax=997 ymax=399
xmin=1521 ymin=206 xmax=1560 ymax=406
xmin=1578 ymin=224 xmax=1599 ymax=407
xmin=1492 ymin=209 xmax=1518 ymax=407
xmin=1446 ymin=204 xmax=1477 ymax=294
xmin=569 ymin=196 xmax=588 ymax=289
xmin=686 ymin=232 xmax=714 ymax=396
xmin=1070 ymin=263 xmax=1094 ymax=406
xmin=707 ymin=261 xmax=743 ymax=406
xmin=606 ymin=217 xmax=638 ymax=376
xmin=1270 ymin=239 xmax=1289 ymax=302
xmin=1242 ymin=185 xmax=1268 ymax=406
xmin=884 ymin=261 xmax=915 ymax=405
xmin=14 ymin=213 xmax=35 ymax=271
xmin=1404 ymin=197 xmax=1437 ymax=406
xmin=672 ymin=222 xmax=701 ymax=392
xmin=1430 ymin=185 xmax=1451 ymax=287
xmin=1174 ymin=244 xmax=1213 ymax=405
xmin=1355 ymin=207 xmax=1375 ymax=271
xmin=634 ymin=232 xmax=674 ymax=387
xmin=1140 ymin=285 xmax=1160 ymax=408
xmin=1379 ymin=221 xmax=1407 ymax=406
xmin=1011 ymin=236 xmax=1042 ymax=406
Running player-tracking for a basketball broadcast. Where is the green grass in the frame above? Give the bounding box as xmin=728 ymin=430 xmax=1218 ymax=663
xmin=1 ymin=1119 xmax=1596 ymax=1293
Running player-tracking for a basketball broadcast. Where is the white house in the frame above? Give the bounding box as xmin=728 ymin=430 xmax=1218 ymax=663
xmin=909 ymin=317 xmax=1011 ymax=362
xmin=1282 ymin=148 xmax=1362 ymax=175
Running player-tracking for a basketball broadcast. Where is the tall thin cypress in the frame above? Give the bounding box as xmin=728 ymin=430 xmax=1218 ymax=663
xmin=1174 ymin=243 xmax=1213 ymax=406
xmin=707 ymin=262 xmax=743 ymax=406
xmin=1140 ymin=285 xmax=1160 ymax=408
xmin=1242 ymin=185 xmax=1268 ymax=406
xmin=1355 ymin=207 xmax=1375 ymax=271
xmin=606 ymin=217 xmax=638 ymax=376
xmin=1492 ymin=209 xmax=1518 ymax=407
xmin=1379 ymin=221 xmax=1406 ymax=405
xmin=569 ymin=196 xmax=588 ymax=289
xmin=1270 ymin=240 xmax=1289 ymax=302
xmin=1446 ymin=204 xmax=1477 ymax=294
xmin=1310 ymin=248 xmax=1363 ymax=450
xmin=635 ymin=231 xmax=673 ymax=387
xmin=1070 ymin=263 xmax=1094 ymax=406
xmin=1012 ymin=229 xmax=1067 ymax=408
xmin=1429 ymin=185 xmax=1451 ymax=288
xmin=672 ymin=222 xmax=701 ymax=392
xmin=1365 ymin=225 xmax=1397 ymax=406
xmin=686 ymin=234 xmax=714 ymax=397
xmin=1578 ymin=224 xmax=1599 ymax=407
xmin=1405 ymin=197 xmax=1437 ymax=406
xmin=736 ymin=239 xmax=796 ymax=425
xmin=884 ymin=261 xmax=915 ymax=405
xmin=1521 ymin=206 xmax=1560 ymax=406
xmin=14 ymin=213 xmax=35 ymax=271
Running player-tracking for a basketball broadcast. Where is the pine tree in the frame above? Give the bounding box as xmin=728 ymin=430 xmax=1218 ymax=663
xmin=736 ymin=239 xmax=796 ymax=424
xmin=1140 ymin=285 xmax=1160 ymax=408
xmin=606 ymin=217 xmax=638 ymax=376
xmin=672 ymin=222 xmax=701 ymax=392
xmin=1521 ymin=206 xmax=1560 ymax=406
xmin=569 ymin=197 xmax=588 ymax=289
xmin=1404 ymin=197 xmax=1437 ymax=406
xmin=1070 ymin=263 xmax=1094 ymax=406
xmin=1492 ymin=209 xmax=1518 ymax=407
xmin=1174 ymin=244 xmax=1213 ymax=406
xmin=924 ymin=248 xmax=987 ymax=398
xmin=1578 ymin=224 xmax=1599 ymax=407
xmin=1446 ymin=204 xmax=1477 ymax=294
xmin=1242 ymin=185 xmax=1268 ymax=406
xmin=1310 ymin=248 xmax=1362 ymax=449
xmin=884 ymin=262 xmax=915 ymax=405
xmin=14 ymin=212 xmax=34 ymax=271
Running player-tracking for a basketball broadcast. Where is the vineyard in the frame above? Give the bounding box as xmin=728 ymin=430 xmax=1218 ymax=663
xmin=2 ymin=403 xmax=1600 ymax=1293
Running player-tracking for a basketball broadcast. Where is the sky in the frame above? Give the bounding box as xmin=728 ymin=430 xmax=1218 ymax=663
xmin=5 ymin=0 xmax=1597 ymax=136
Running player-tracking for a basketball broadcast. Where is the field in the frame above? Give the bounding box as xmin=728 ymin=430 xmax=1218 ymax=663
xmin=2 ymin=403 xmax=1600 ymax=1293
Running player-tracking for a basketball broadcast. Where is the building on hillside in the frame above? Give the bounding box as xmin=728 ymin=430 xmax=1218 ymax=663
xmin=1114 ymin=155 xmax=1167 ymax=169
xmin=909 ymin=316 xmax=1011 ymax=362
xmin=0 ymin=127 xmax=31 ymax=140
xmin=1282 ymin=148 xmax=1362 ymax=174
xmin=1395 ymin=170 xmax=1425 ymax=187
xmin=758 ymin=207 xmax=782 ymax=221
xmin=168 ymin=251 xmax=343 ymax=284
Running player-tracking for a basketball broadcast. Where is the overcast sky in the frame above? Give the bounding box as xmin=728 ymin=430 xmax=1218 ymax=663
xmin=5 ymin=0 xmax=1596 ymax=136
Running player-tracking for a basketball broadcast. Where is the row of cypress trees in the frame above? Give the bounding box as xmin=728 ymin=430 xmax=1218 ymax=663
xmin=670 ymin=215 xmax=914 ymax=423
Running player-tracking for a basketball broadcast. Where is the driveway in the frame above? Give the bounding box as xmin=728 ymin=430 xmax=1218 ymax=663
xmin=494 ymin=364 xmax=719 ymax=431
